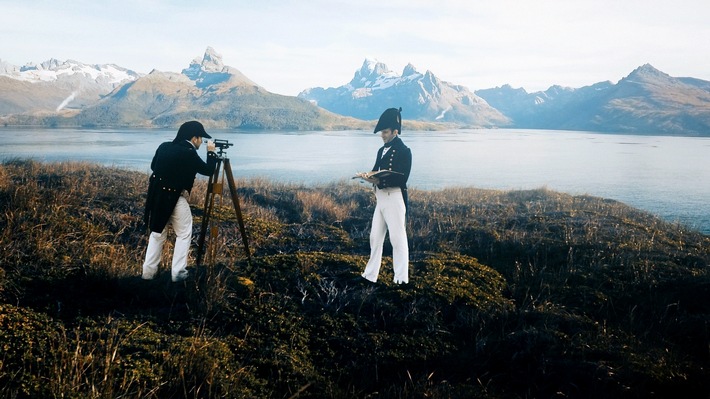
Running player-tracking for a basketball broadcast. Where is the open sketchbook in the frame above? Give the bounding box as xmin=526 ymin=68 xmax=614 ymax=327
xmin=352 ymin=169 xmax=404 ymax=182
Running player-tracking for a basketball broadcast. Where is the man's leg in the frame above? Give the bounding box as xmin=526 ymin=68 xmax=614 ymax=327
xmin=362 ymin=198 xmax=388 ymax=282
xmin=143 ymin=229 xmax=168 ymax=279
xmin=384 ymin=191 xmax=409 ymax=284
xmin=170 ymin=196 xmax=193 ymax=282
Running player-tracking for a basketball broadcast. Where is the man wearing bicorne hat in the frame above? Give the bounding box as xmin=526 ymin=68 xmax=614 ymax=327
xmin=360 ymin=107 xmax=412 ymax=284
xmin=142 ymin=120 xmax=217 ymax=282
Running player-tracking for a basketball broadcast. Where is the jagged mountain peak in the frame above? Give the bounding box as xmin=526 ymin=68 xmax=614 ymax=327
xmin=357 ymin=58 xmax=423 ymax=80
xmin=623 ymin=63 xmax=673 ymax=84
xmin=201 ymin=46 xmax=225 ymax=72
xmin=361 ymin=57 xmax=387 ymax=73
xmin=631 ymin=63 xmax=662 ymax=74
xmin=545 ymin=84 xmax=575 ymax=94
xmin=402 ymin=63 xmax=420 ymax=77
xmin=182 ymin=46 xmax=226 ymax=78
xmin=352 ymin=58 xmax=396 ymax=84
xmin=21 ymin=58 xmax=62 ymax=71
xmin=0 ymin=59 xmax=19 ymax=75
xmin=178 ymin=47 xmax=259 ymax=89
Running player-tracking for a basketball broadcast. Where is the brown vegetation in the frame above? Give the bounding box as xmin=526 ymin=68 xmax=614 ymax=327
xmin=0 ymin=159 xmax=708 ymax=398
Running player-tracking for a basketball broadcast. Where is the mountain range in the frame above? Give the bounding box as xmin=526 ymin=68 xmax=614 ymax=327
xmin=1 ymin=47 xmax=709 ymax=136
xmin=0 ymin=58 xmax=139 ymax=115
xmin=297 ymin=59 xmax=509 ymax=127
xmin=474 ymin=65 xmax=710 ymax=135
xmin=0 ymin=48 xmax=364 ymax=130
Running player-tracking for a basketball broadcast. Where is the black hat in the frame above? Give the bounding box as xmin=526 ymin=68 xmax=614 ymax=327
xmin=373 ymin=107 xmax=402 ymax=134
xmin=174 ymin=120 xmax=212 ymax=142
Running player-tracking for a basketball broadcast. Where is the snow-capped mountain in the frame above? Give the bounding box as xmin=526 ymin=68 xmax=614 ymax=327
xmin=180 ymin=46 xmax=259 ymax=90
xmin=348 ymin=58 xmax=402 ymax=93
xmin=298 ymin=58 xmax=510 ymax=127
xmin=0 ymin=57 xmax=140 ymax=114
xmin=24 ymin=48 xmax=360 ymax=130
xmin=4 ymin=58 xmax=138 ymax=85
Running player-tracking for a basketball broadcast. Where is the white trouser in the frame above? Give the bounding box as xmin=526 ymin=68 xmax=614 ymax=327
xmin=142 ymin=196 xmax=192 ymax=282
xmin=362 ymin=187 xmax=409 ymax=284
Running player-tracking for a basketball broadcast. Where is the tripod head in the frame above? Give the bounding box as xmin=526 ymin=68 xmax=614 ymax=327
xmin=213 ymin=139 xmax=233 ymax=157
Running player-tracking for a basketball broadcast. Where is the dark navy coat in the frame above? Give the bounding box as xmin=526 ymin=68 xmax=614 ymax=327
xmin=143 ymin=140 xmax=218 ymax=233
xmin=371 ymin=136 xmax=412 ymax=206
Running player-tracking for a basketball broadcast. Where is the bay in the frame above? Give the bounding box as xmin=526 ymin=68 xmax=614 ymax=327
xmin=1 ymin=128 xmax=708 ymax=234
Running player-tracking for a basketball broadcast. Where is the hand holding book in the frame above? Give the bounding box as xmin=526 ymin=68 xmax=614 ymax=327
xmin=352 ymin=169 xmax=404 ymax=183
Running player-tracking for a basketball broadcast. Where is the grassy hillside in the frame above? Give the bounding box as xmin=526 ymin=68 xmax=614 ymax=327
xmin=0 ymin=160 xmax=708 ymax=398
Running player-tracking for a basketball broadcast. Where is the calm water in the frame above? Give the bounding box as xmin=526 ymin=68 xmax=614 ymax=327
xmin=1 ymin=128 xmax=709 ymax=234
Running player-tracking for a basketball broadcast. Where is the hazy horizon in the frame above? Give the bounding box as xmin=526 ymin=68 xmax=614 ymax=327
xmin=2 ymin=0 xmax=709 ymax=96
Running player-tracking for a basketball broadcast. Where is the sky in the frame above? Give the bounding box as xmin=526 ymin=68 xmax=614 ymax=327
xmin=2 ymin=0 xmax=709 ymax=96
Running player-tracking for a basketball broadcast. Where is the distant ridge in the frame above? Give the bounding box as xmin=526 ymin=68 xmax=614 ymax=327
xmin=475 ymin=64 xmax=710 ymax=135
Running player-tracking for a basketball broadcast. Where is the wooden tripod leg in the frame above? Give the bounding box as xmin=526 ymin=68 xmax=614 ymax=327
xmin=196 ymin=159 xmax=222 ymax=266
xmin=223 ymin=158 xmax=251 ymax=264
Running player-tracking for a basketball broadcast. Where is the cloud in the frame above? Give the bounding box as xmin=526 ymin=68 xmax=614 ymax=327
xmin=56 ymin=91 xmax=78 ymax=112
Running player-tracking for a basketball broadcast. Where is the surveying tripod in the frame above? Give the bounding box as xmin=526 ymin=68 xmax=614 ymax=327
xmin=196 ymin=143 xmax=251 ymax=266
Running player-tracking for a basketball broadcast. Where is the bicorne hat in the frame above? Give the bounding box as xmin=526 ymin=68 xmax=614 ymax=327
xmin=174 ymin=120 xmax=212 ymax=142
xmin=373 ymin=107 xmax=402 ymax=134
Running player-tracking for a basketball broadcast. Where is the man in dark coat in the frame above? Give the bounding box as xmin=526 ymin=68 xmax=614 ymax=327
xmin=359 ymin=107 xmax=412 ymax=284
xmin=142 ymin=121 xmax=217 ymax=282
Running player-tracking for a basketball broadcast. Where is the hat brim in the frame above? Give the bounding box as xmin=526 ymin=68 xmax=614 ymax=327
xmin=373 ymin=120 xmax=399 ymax=134
xmin=373 ymin=125 xmax=399 ymax=134
xmin=373 ymin=108 xmax=401 ymax=133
